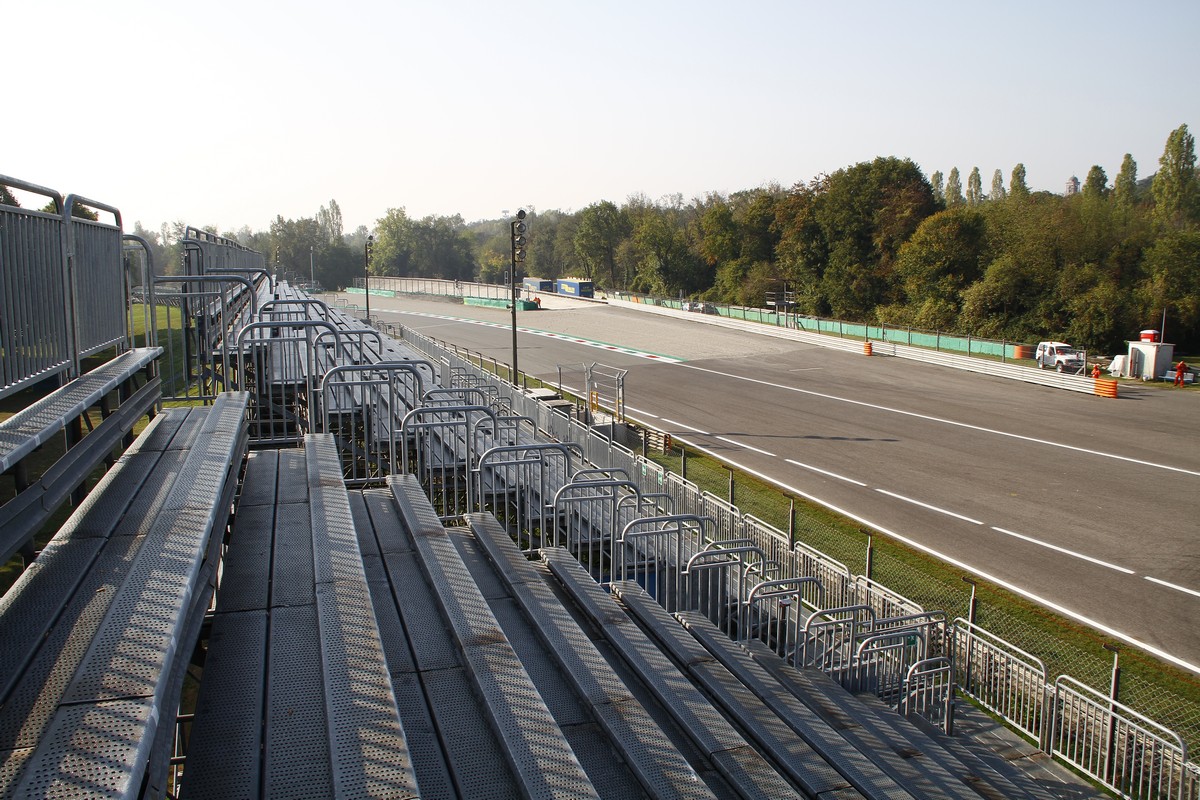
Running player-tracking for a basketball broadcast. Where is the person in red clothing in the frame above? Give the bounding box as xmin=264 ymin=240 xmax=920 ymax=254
xmin=1175 ymin=360 xmax=1188 ymax=387
xmin=1091 ymin=364 xmax=1101 ymax=379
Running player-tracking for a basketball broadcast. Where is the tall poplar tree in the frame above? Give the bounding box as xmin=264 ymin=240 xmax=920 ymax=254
xmin=1152 ymin=123 xmax=1198 ymax=228
xmin=945 ymin=167 xmax=965 ymax=206
xmin=930 ymin=171 xmax=944 ymax=204
xmin=966 ymin=167 xmax=983 ymax=205
xmin=990 ymin=169 xmax=1006 ymax=201
xmin=1112 ymin=153 xmax=1138 ymax=211
xmin=1010 ymin=163 xmax=1030 ymax=198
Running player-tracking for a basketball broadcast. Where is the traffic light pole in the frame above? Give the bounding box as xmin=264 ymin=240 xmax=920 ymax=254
xmin=364 ymin=235 xmax=373 ymax=323
xmin=510 ymin=210 xmax=527 ymax=384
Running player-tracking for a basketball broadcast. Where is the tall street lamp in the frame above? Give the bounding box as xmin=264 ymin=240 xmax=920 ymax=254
xmin=364 ymin=235 xmax=374 ymax=322
xmin=510 ymin=210 xmax=527 ymax=382
xmin=309 ymin=245 xmax=315 ymax=289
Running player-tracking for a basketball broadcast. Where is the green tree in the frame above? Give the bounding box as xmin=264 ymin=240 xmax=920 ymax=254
xmin=1083 ymin=166 xmax=1108 ymax=199
xmin=945 ymin=167 xmax=964 ymax=206
xmin=1112 ymin=154 xmax=1138 ymax=213
xmin=695 ymin=194 xmax=739 ymax=268
xmin=1152 ymin=123 xmax=1198 ymax=228
xmin=0 ymin=184 xmax=17 ymax=207
xmin=316 ymin=200 xmax=344 ymax=244
xmin=774 ymin=157 xmax=936 ymax=318
xmin=574 ymin=201 xmax=630 ymax=285
xmin=1010 ymin=163 xmax=1030 ymax=199
xmin=990 ymin=169 xmax=1006 ymax=202
xmin=1141 ymin=229 xmax=1200 ymax=348
xmin=370 ymin=208 xmax=416 ymax=277
xmin=930 ymin=171 xmax=944 ymax=204
xmin=966 ymin=167 xmax=983 ymax=206
xmin=627 ymin=196 xmax=707 ymax=296
xmin=890 ymin=207 xmax=988 ymax=329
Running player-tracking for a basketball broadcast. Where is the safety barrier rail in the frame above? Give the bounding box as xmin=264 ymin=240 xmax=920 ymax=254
xmin=605 ymin=296 xmax=1116 ymax=397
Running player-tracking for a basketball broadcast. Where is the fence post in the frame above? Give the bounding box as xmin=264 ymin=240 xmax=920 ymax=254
xmin=727 ymin=467 xmax=735 ymax=505
xmin=1103 ymin=644 xmax=1121 ymax=787
xmin=681 ymin=446 xmax=687 ymax=481
xmin=865 ymin=535 xmax=874 ymax=581
xmin=788 ymin=497 xmax=796 ymax=542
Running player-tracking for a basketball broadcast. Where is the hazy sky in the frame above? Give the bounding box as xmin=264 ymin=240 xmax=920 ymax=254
xmin=7 ymin=0 xmax=1198 ymax=236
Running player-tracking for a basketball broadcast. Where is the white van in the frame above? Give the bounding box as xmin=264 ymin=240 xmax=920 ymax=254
xmin=1035 ymin=341 xmax=1084 ymax=373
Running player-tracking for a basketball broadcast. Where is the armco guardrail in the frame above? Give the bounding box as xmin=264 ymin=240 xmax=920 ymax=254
xmin=605 ymin=296 xmax=867 ymax=354
xmin=606 ymin=297 xmax=1117 ymax=397
xmin=875 ymin=339 xmax=1116 ymax=396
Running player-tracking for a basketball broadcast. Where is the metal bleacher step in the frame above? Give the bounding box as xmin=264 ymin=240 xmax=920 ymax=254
xmin=351 ymin=489 xmax=459 ymax=800
xmin=740 ymin=639 xmax=1022 ymax=800
xmin=385 ymin=474 xmax=600 ymax=800
xmin=1 ymin=393 xmax=248 ymax=800
xmin=183 ymin=436 xmax=417 ymax=800
xmin=609 ymin=582 xmax=864 ymax=800
xmin=449 ymin=527 xmax=655 ymax=800
xmin=541 ymin=548 xmax=807 ymax=800
xmin=465 ymin=512 xmax=723 ymax=800
xmin=671 ymin=610 xmax=918 ymax=800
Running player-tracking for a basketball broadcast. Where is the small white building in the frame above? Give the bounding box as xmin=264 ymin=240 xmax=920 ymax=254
xmin=1123 ymin=334 xmax=1175 ymax=380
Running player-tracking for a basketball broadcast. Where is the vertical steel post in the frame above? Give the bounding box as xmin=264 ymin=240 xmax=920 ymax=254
xmin=1103 ymin=644 xmax=1121 ymax=787
xmin=962 ymin=576 xmax=977 ymax=694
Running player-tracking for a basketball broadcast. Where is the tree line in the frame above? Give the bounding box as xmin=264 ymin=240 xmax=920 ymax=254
xmin=21 ymin=122 xmax=1189 ymax=355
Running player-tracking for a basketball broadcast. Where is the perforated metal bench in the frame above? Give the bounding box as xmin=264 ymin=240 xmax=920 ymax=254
xmin=0 ymin=347 xmax=162 ymax=565
xmin=0 ymin=391 xmax=248 ymax=799
xmin=541 ymin=549 xmax=807 ymax=800
xmin=182 ymin=435 xmax=417 ymax=800
xmin=386 ymin=474 xmax=600 ymax=800
xmin=466 ymin=513 xmax=721 ymax=800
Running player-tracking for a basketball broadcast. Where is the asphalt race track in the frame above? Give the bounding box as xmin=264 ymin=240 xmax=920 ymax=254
xmin=352 ymin=293 xmax=1200 ymax=673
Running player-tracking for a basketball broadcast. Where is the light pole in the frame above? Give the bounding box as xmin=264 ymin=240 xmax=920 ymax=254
xmin=309 ymin=245 xmax=315 ymax=289
xmin=510 ymin=210 xmax=527 ymax=382
xmin=364 ymin=235 xmax=374 ymax=323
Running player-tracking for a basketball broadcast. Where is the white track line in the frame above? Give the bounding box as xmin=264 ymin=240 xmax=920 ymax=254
xmin=875 ymin=489 xmax=984 ymax=525
xmin=661 ymin=418 xmax=710 ymax=436
xmin=785 ymin=458 xmax=867 ymax=486
xmin=1145 ymin=576 xmax=1200 ymax=599
xmin=714 ymin=436 xmax=776 ymax=458
xmin=991 ymin=527 xmax=1134 ymax=574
